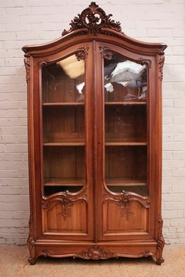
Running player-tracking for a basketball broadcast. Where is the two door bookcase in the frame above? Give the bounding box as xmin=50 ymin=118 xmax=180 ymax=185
xmin=22 ymin=2 xmax=167 ymax=265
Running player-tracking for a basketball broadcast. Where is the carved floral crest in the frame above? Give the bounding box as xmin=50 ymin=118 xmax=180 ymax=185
xmin=62 ymin=2 xmax=121 ymax=36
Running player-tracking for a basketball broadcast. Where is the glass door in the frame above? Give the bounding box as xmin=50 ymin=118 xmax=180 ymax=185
xmin=100 ymin=49 xmax=150 ymax=240
xmin=40 ymin=52 xmax=92 ymax=237
xmin=104 ymin=53 xmax=148 ymax=196
xmin=42 ymin=55 xmax=86 ymax=196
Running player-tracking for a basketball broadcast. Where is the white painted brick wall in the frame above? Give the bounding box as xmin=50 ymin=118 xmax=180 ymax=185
xmin=0 ymin=0 xmax=185 ymax=245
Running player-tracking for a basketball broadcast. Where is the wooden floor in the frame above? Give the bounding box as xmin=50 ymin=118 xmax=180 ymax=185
xmin=0 ymin=244 xmax=185 ymax=277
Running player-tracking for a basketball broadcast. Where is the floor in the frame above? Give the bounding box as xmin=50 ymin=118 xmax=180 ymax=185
xmin=0 ymin=245 xmax=185 ymax=277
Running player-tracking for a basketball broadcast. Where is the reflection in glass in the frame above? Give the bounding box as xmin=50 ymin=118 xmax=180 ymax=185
xmin=104 ymin=53 xmax=147 ymax=196
xmin=42 ymin=55 xmax=86 ymax=196
xmin=42 ymin=55 xmax=85 ymax=103
xmin=104 ymin=54 xmax=147 ymax=101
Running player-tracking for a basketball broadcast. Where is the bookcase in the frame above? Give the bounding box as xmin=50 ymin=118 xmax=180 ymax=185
xmin=22 ymin=2 xmax=167 ymax=265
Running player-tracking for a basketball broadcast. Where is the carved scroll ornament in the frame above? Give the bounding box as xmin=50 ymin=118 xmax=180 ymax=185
xmin=139 ymin=58 xmax=152 ymax=68
xmin=158 ymin=56 xmax=165 ymax=80
xmin=99 ymin=46 xmax=113 ymax=60
xmin=27 ymin=214 xmax=37 ymax=265
xmin=62 ymin=2 xmax=121 ymax=36
xmin=75 ymin=47 xmax=89 ymax=60
xmin=42 ymin=191 xmax=87 ymax=221
xmin=75 ymin=245 xmax=118 ymax=260
xmin=156 ymin=214 xmax=165 ymax=264
xmin=104 ymin=189 xmax=150 ymax=221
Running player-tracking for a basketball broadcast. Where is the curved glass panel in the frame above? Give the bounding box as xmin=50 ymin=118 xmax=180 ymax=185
xmin=104 ymin=53 xmax=147 ymax=196
xmin=42 ymin=55 xmax=85 ymax=196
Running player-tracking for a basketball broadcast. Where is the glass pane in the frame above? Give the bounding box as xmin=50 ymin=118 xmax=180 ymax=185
xmin=43 ymin=146 xmax=85 ymax=196
xmin=105 ymin=104 xmax=147 ymax=143
xmin=42 ymin=55 xmax=85 ymax=196
xmin=42 ymin=54 xmax=85 ymax=103
xmin=43 ymin=105 xmax=85 ymax=144
xmin=104 ymin=54 xmax=147 ymax=102
xmin=104 ymin=53 xmax=147 ymax=196
xmin=105 ymin=146 xmax=147 ymax=196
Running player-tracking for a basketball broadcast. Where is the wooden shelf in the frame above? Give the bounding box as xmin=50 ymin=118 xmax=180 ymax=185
xmin=43 ymin=142 xmax=85 ymax=146
xmin=105 ymin=142 xmax=147 ymax=146
xmin=105 ymin=178 xmax=146 ymax=186
xmin=105 ymin=101 xmax=147 ymax=105
xmin=43 ymin=102 xmax=84 ymax=106
xmin=105 ymin=137 xmax=147 ymax=146
xmin=44 ymin=178 xmax=86 ymax=186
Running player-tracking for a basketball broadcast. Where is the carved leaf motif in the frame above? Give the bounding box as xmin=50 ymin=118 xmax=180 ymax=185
xmin=158 ymin=56 xmax=165 ymax=80
xmin=104 ymin=189 xmax=150 ymax=221
xmin=58 ymin=202 xmax=73 ymax=221
xmin=42 ymin=190 xmax=87 ymax=221
xmin=99 ymin=46 xmax=113 ymax=60
xmin=42 ymin=191 xmax=74 ymax=221
xmin=157 ymin=214 xmax=165 ymax=250
xmin=27 ymin=214 xmax=36 ymax=265
xmin=76 ymin=245 xmax=118 ymax=260
xmin=120 ymin=205 xmax=134 ymax=221
xmin=24 ymin=55 xmax=30 ymax=83
xmin=76 ymin=47 xmax=89 ymax=61
xmin=62 ymin=2 xmax=121 ymax=36
xmin=139 ymin=58 xmax=152 ymax=68
xmin=118 ymin=191 xmax=134 ymax=221
xmin=37 ymin=60 xmax=48 ymax=68
xmin=155 ymin=214 xmax=165 ymax=264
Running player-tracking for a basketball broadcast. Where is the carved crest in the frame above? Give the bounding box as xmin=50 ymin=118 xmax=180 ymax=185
xmin=62 ymin=2 xmax=121 ymax=36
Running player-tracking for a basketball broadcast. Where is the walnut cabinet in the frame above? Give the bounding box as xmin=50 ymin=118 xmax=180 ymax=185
xmin=22 ymin=2 xmax=167 ymax=265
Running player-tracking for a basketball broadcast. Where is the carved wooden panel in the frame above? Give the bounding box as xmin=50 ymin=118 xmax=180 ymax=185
xmin=42 ymin=191 xmax=88 ymax=234
xmin=103 ymin=201 xmax=148 ymax=235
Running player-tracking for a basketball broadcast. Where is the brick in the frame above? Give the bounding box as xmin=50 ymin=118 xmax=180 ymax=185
xmin=163 ymin=133 xmax=173 ymax=142
xmin=174 ymin=99 xmax=185 ymax=108
xmin=163 ymin=210 xmax=184 ymax=219
xmin=172 ymin=168 xmax=185 ymax=177
xmin=174 ymin=133 xmax=185 ymax=141
xmin=0 ymin=178 xmax=28 ymax=187
xmin=163 ymin=142 xmax=185 ymax=151
xmin=0 ymin=1 xmax=14 ymax=7
xmin=163 ymin=159 xmax=184 ymax=169
xmin=171 ymin=218 xmax=185 ymax=228
xmin=173 ymin=152 xmax=185 ymax=160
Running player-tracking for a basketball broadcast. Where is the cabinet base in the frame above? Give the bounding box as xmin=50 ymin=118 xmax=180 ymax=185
xmin=28 ymin=241 xmax=164 ymax=265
